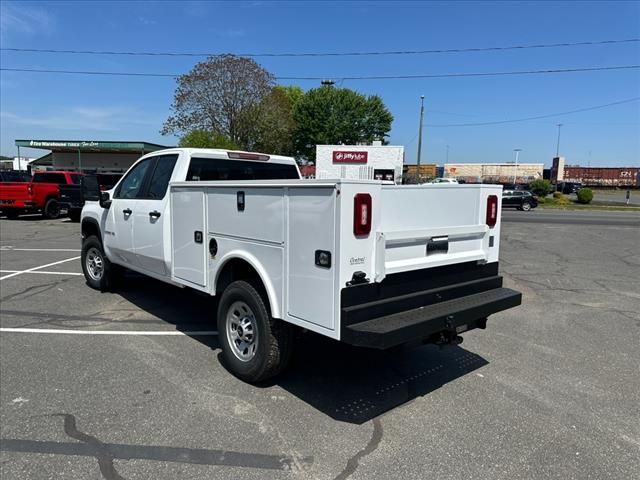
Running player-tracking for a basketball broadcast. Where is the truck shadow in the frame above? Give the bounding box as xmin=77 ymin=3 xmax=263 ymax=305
xmin=276 ymin=335 xmax=488 ymax=424
xmin=116 ymin=273 xmax=488 ymax=425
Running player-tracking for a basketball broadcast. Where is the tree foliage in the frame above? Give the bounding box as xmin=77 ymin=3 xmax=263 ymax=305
xmin=529 ymin=179 xmax=553 ymax=196
xmin=576 ymin=188 xmax=594 ymax=204
xmin=238 ymin=86 xmax=304 ymax=155
xmin=162 ymin=55 xmax=274 ymax=147
xmin=293 ymin=87 xmax=393 ymax=161
xmin=178 ymin=130 xmax=239 ymax=149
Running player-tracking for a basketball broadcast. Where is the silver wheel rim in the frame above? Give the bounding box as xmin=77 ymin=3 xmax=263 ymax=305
xmin=85 ymin=247 xmax=104 ymax=281
xmin=522 ymin=203 xmax=531 ymax=211
xmin=226 ymin=301 xmax=258 ymax=362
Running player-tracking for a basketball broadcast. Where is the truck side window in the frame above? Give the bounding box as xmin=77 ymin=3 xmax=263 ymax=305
xmin=114 ymin=158 xmax=153 ymax=199
xmin=145 ymin=155 xmax=179 ymax=199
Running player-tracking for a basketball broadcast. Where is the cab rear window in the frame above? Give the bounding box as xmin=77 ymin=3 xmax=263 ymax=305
xmin=186 ymin=157 xmax=299 ymax=181
xmin=33 ymin=173 xmax=67 ymax=184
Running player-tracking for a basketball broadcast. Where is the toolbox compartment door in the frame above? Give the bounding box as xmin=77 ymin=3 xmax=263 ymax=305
xmin=171 ymin=188 xmax=207 ymax=288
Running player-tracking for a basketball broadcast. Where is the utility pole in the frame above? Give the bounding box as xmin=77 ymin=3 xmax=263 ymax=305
xmin=556 ymin=123 xmax=563 ymax=157
xmin=416 ymin=95 xmax=425 ymax=172
xmin=513 ymin=148 xmax=521 ymax=185
xmin=446 ymin=144 xmax=449 ymax=163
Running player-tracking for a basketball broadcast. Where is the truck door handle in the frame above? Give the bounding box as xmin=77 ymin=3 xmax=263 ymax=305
xmin=149 ymin=210 xmax=161 ymax=218
xmin=123 ymin=208 xmax=132 ymax=215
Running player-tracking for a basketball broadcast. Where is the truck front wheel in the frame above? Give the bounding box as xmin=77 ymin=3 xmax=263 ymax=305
xmin=217 ymin=280 xmax=293 ymax=383
xmin=81 ymin=235 xmax=120 ymax=292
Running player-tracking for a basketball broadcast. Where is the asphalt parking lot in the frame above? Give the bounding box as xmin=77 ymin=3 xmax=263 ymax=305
xmin=1 ymin=211 xmax=639 ymax=480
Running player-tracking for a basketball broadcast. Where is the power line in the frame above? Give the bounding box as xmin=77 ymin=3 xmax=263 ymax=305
xmin=425 ymin=97 xmax=640 ymax=127
xmin=1 ymin=65 xmax=638 ymax=81
xmin=1 ymin=38 xmax=638 ymax=58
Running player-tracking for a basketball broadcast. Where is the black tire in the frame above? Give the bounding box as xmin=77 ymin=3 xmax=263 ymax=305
xmin=521 ymin=202 xmax=531 ymax=212
xmin=81 ymin=235 xmax=119 ymax=292
xmin=43 ymin=198 xmax=60 ymax=219
xmin=69 ymin=209 xmax=81 ymax=222
xmin=217 ymin=280 xmax=293 ymax=383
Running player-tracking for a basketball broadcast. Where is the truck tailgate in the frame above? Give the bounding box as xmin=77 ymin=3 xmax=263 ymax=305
xmin=375 ymin=185 xmax=500 ymax=281
xmin=0 ymin=183 xmax=32 ymax=203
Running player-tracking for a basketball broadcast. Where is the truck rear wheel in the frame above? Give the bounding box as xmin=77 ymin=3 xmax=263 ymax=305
xmin=81 ymin=235 xmax=120 ymax=292
xmin=217 ymin=280 xmax=293 ymax=383
xmin=43 ymin=199 xmax=60 ymax=219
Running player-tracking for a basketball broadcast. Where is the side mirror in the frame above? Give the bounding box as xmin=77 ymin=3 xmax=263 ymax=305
xmin=99 ymin=191 xmax=112 ymax=209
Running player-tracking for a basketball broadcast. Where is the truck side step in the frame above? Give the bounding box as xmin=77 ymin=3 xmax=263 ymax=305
xmin=342 ymin=287 xmax=522 ymax=349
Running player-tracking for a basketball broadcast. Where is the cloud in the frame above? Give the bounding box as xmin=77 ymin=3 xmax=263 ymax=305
xmin=0 ymin=1 xmax=55 ymax=38
xmin=1 ymin=107 xmax=158 ymax=132
xmin=138 ymin=16 xmax=157 ymax=25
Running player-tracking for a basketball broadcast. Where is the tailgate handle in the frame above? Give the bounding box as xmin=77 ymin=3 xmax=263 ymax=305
xmin=427 ymin=236 xmax=449 ymax=255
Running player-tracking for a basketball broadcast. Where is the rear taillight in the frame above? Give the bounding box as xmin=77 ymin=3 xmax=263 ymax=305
xmin=354 ymin=193 xmax=372 ymax=237
xmin=486 ymin=195 xmax=498 ymax=228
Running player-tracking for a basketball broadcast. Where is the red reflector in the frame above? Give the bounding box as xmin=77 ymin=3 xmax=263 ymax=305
xmin=486 ymin=195 xmax=498 ymax=227
xmin=354 ymin=193 xmax=372 ymax=236
xmin=227 ymin=151 xmax=270 ymax=161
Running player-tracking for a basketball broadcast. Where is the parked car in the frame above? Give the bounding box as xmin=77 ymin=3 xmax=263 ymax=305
xmin=558 ymin=182 xmax=582 ymax=194
xmin=502 ymin=190 xmax=538 ymax=211
xmin=430 ymin=178 xmax=459 ymax=184
xmin=0 ymin=170 xmax=82 ymax=219
xmin=60 ymin=173 xmax=122 ymax=222
xmin=80 ymin=148 xmax=521 ymax=382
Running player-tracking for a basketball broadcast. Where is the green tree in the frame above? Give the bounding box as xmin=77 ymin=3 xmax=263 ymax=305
xmin=293 ymin=87 xmax=393 ymax=161
xmin=238 ymin=86 xmax=304 ymax=155
xmin=178 ymin=130 xmax=239 ymax=149
xmin=162 ymin=55 xmax=274 ymax=148
xmin=529 ymin=179 xmax=553 ymax=196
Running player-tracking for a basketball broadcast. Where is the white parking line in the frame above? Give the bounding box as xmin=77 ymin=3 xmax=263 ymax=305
xmin=0 ymin=247 xmax=81 ymax=252
xmin=0 ymin=256 xmax=81 ymax=281
xmin=0 ymin=328 xmax=218 ymax=336
xmin=0 ymin=270 xmax=83 ymax=276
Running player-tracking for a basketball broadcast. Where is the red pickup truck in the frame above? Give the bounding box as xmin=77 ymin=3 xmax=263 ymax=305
xmin=0 ymin=171 xmax=82 ymax=219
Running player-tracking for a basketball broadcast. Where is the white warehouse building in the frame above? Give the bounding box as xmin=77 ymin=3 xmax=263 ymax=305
xmin=315 ymin=144 xmax=405 ymax=184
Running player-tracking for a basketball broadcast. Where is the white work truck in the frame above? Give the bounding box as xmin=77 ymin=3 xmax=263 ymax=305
xmin=81 ymin=148 xmax=521 ymax=382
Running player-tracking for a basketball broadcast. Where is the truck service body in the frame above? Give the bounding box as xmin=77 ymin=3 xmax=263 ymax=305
xmin=81 ymin=148 xmax=521 ymax=382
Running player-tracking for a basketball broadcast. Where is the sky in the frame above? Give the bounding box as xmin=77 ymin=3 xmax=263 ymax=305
xmin=1 ymin=0 xmax=639 ymax=167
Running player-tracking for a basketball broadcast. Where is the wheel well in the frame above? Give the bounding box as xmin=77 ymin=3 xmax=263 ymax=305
xmin=216 ymin=258 xmax=269 ymax=309
xmin=81 ymin=219 xmax=101 ymax=240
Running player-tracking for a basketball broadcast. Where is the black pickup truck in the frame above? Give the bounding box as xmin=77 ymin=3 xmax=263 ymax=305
xmin=60 ymin=173 xmax=122 ymax=222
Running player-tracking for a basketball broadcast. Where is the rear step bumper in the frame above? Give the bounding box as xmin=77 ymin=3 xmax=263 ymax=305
xmin=341 ymin=287 xmax=522 ymax=349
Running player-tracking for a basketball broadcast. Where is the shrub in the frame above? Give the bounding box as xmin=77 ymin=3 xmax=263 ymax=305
xmin=576 ymin=188 xmax=594 ymax=204
xmin=553 ymin=191 xmax=563 ymax=199
xmin=529 ymin=179 xmax=553 ymax=197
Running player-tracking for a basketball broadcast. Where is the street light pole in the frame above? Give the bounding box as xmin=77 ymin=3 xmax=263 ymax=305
xmin=416 ymin=95 xmax=425 ymax=171
xmin=556 ymin=123 xmax=563 ymax=157
xmin=513 ymin=148 xmax=521 ymax=185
